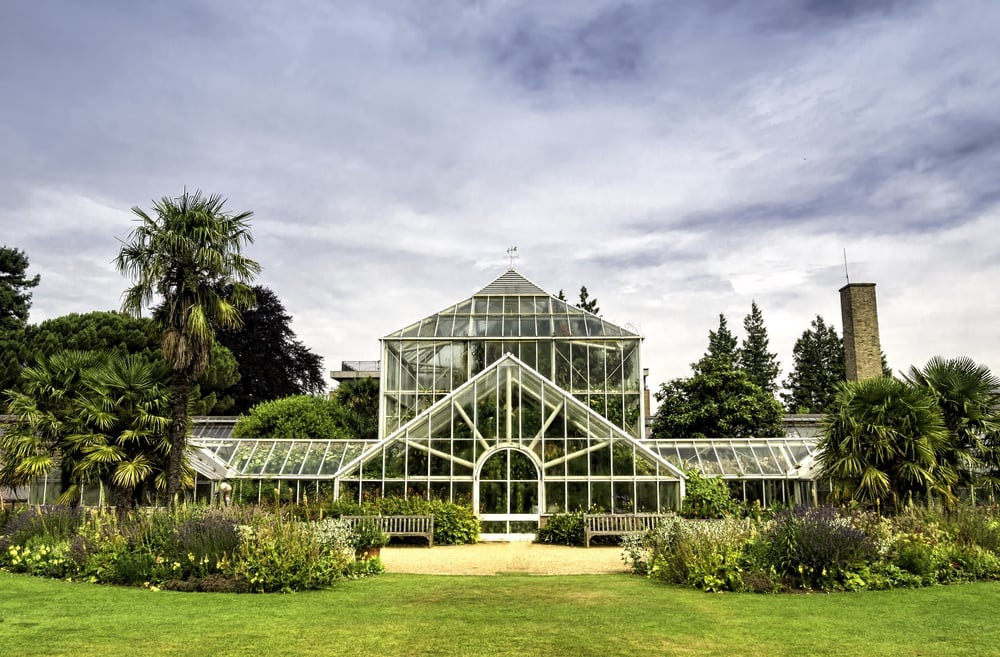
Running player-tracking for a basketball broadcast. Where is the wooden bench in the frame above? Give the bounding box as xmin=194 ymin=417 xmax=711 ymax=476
xmin=583 ymin=513 xmax=673 ymax=547
xmin=342 ymin=515 xmax=435 ymax=547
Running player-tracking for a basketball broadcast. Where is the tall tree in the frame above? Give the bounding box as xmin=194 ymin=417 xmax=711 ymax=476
xmin=333 ymin=377 xmax=380 ymax=439
xmin=737 ymin=301 xmax=780 ymax=394
xmin=557 ymin=286 xmax=600 ymax=314
xmin=2 ymin=349 xmax=108 ymax=500
xmin=215 ymin=286 xmax=325 ymax=414
xmin=705 ymin=314 xmax=738 ymax=368
xmin=577 ymin=286 xmax=600 ymax=315
xmin=781 ymin=315 xmax=845 ymax=413
xmin=905 ymin=356 xmax=1000 ymax=492
xmin=0 ymin=246 xmax=40 ymax=332
xmin=651 ymin=323 xmax=784 ymax=439
xmin=818 ymin=377 xmax=955 ymax=511
xmin=650 ymin=359 xmax=785 ymax=438
xmin=116 ymin=190 xmax=260 ymax=505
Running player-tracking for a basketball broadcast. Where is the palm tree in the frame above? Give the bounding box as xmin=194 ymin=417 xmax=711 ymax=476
xmin=69 ymin=354 xmax=171 ymax=517
xmin=905 ymin=356 xmax=1000 ymax=494
xmin=1 ymin=350 xmax=107 ymax=503
xmin=334 ymin=378 xmax=380 ymax=439
xmin=818 ymin=377 xmax=955 ymax=511
xmin=116 ymin=190 xmax=260 ymax=505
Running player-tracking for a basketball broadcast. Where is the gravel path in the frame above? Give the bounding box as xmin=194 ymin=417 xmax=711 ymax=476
xmin=379 ymin=542 xmax=628 ymax=575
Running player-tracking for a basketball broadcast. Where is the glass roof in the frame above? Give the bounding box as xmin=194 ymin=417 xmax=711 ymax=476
xmin=384 ymin=270 xmax=639 ymax=339
xmin=649 ymin=438 xmax=819 ymax=479
xmin=192 ymin=438 xmax=379 ymax=479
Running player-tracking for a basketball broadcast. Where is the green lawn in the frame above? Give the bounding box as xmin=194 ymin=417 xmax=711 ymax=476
xmin=1 ymin=571 xmax=998 ymax=657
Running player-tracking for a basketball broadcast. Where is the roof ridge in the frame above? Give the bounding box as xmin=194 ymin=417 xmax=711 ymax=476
xmin=476 ymin=269 xmax=548 ymax=296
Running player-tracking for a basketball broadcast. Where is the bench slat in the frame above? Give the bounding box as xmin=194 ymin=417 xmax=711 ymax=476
xmin=342 ymin=515 xmax=435 ymax=547
xmin=582 ymin=513 xmax=673 ymax=547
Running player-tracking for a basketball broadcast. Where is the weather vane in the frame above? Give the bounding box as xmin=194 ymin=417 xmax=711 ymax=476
xmin=507 ymin=246 xmax=518 ymax=269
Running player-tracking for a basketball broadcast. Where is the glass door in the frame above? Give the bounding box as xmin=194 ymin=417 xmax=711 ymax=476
xmin=477 ymin=448 xmax=540 ymax=538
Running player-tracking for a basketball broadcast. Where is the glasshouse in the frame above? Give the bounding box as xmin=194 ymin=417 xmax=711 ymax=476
xmin=4 ymin=269 xmax=826 ymax=535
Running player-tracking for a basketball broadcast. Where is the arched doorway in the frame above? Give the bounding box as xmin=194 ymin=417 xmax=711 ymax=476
xmin=475 ymin=447 xmax=541 ymax=539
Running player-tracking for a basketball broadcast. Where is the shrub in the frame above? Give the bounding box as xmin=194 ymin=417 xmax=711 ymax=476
xmin=536 ymin=512 xmax=585 ymax=546
xmin=646 ymin=516 xmax=757 ymax=592
xmin=350 ymin=520 xmax=389 ymax=551
xmin=227 ymin=516 xmax=350 ymax=592
xmin=0 ymin=506 xmax=83 ymax=551
xmin=762 ymin=507 xmax=877 ymax=591
xmin=681 ymin=471 xmax=738 ymax=519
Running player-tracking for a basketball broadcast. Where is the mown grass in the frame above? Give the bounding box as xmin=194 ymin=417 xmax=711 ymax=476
xmin=1 ymin=571 xmax=998 ymax=657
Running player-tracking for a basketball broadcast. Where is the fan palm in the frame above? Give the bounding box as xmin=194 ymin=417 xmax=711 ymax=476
xmin=69 ymin=354 xmax=171 ymax=516
xmin=334 ymin=377 xmax=380 ymax=439
xmin=1 ymin=350 xmax=107 ymax=502
xmin=905 ymin=356 xmax=1000 ymax=493
xmin=116 ymin=190 xmax=260 ymax=504
xmin=818 ymin=376 xmax=955 ymax=511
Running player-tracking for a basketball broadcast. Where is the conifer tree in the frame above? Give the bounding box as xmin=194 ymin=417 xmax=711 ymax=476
xmin=737 ymin=301 xmax=780 ymax=394
xmin=705 ymin=314 xmax=738 ymax=367
xmin=781 ymin=315 xmax=845 ymax=413
xmin=0 ymin=246 xmax=40 ymax=332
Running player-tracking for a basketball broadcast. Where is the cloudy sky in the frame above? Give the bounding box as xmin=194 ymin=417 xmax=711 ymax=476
xmin=2 ymin=0 xmax=998 ymax=397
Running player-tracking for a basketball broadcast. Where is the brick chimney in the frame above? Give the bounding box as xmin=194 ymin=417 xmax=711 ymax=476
xmin=839 ymin=283 xmax=882 ymax=381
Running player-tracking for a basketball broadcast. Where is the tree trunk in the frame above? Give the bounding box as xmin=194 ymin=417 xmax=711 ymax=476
xmin=166 ymin=369 xmax=193 ymax=507
xmin=113 ymin=484 xmax=133 ymax=521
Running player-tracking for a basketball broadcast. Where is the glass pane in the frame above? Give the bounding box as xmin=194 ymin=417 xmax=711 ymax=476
xmin=545 ymin=482 xmax=565 ymax=513
xmin=636 ymin=481 xmax=659 ymax=512
xmin=435 ymin=315 xmax=455 ymax=337
xmin=479 ymin=482 xmax=506 ymax=514
xmin=590 ymin=481 xmax=612 ymax=511
xmin=567 ymin=482 xmax=588 ymax=512
xmin=612 ymin=481 xmax=635 ymax=513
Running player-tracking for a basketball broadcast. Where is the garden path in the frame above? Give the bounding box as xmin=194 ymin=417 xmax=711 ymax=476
xmin=379 ymin=542 xmax=627 ymax=575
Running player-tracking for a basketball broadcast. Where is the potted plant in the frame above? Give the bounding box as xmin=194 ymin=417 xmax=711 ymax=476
xmin=351 ymin=519 xmax=389 ymax=559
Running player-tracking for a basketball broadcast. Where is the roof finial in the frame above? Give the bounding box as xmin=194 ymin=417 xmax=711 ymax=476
xmin=506 ymin=246 xmax=518 ymax=270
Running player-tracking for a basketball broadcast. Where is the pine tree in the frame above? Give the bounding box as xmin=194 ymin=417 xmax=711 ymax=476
xmin=737 ymin=301 xmax=780 ymax=394
xmin=578 ymin=286 xmax=600 ymax=315
xmin=704 ymin=314 xmax=738 ymax=368
xmin=781 ymin=315 xmax=845 ymax=413
xmin=0 ymin=246 xmax=41 ymax=332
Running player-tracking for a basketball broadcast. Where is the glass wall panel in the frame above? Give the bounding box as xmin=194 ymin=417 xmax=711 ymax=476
xmin=567 ymin=482 xmax=588 ymax=512
xmin=636 ymin=481 xmax=659 ymax=512
xmin=589 ymin=443 xmax=611 ymax=476
xmin=545 ymin=482 xmax=565 ymax=513
xmin=453 ymin=481 xmax=472 ymax=505
xmin=612 ymin=481 xmax=635 ymax=513
xmin=591 ymin=481 xmax=611 ymax=511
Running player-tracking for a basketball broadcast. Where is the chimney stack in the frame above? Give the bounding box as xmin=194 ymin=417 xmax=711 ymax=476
xmin=839 ymin=283 xmax=882 ymax=381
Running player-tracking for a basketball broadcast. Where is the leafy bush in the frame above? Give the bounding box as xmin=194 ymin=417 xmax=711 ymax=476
xmin=0 ymin=506 xmax=83 ymax=551
xmin=233 ymin=395 xmax=348 ymax=439
xmin=228 ymin=517 xmax=350 ymax=593
xmin=1 ymin=506 xmax=363 ymax=592
xmin=681 ymin=471 xmax=738 ymax=519
xmin=350 ymin=520 xmax=389 ymax=551
xmin=646 ymin=516 xmax=757 ymax=592
xmin=536 ymin=512 xmax=585 ymax=546
xmin=761 ymin=507 xmax=878 ymax=591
